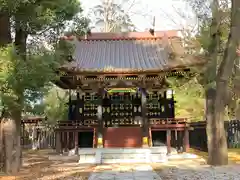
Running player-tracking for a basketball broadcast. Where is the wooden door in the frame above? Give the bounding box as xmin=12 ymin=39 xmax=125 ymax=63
xmin=104 ymin=127 xmax=142 ymax=148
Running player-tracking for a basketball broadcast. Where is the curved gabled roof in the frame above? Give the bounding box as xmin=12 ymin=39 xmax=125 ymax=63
xmin=60 ymin=30 xmax=205 ymax=73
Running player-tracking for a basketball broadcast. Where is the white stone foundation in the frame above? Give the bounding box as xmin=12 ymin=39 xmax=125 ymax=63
xmin=73 ymin=147 xmax=176 ymax=164
xmin=49 ymin=147 xmax=199 ymax=164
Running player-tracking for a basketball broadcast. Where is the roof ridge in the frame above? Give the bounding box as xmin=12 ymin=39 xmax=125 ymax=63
xmin=60 ymin=30 xmax=181 ymax=41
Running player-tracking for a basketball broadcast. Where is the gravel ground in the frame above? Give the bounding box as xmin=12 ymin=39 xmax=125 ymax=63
xmin=2 ymin=149 xmax=240 ymax=180
xmin=158 ymin=165 xmax=240 ymax=180
xmin=153 ymin=157 xmax=240 ymax=180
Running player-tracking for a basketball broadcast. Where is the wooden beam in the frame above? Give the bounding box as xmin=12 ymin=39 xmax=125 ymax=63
xmin=151 ymin=127 xmax=186 ymax=131
xmin=151 ymin=124 xmax=189 ymax=128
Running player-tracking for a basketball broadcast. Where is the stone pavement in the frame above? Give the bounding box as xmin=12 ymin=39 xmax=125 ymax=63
xmin=88 ymin=164 xmax=161 ymax=180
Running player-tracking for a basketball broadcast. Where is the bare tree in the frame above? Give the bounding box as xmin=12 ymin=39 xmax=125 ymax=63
xmin=89 ymin=0 xmax=150 ymax=32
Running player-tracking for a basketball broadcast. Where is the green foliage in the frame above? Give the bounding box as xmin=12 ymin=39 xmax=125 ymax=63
xmin=42 ymin=85 xmax=68 ymax=124
xmin=8 ymin=0 xmax=80 ymax=33
xmin=0 ymin=0 xmax=89 ymax=119
xmin=167 ymin=76 xmax=205 ymax=121
xmin=0 ymin=45 xmax=62 ymax=113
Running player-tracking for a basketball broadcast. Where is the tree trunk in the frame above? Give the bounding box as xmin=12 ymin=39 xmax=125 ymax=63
xmin=14 ymin=19 xmax=28 ymax=58
xmin=205 ymin=0 xmax=226 ymax=165
xmin=10 ymin=107 xmax=22 ymax=174
xmin=207 ymin=84 xmax=228 ymax=165
xmin=0 ymin=120 xmax=4 ymax=172
xmin=207 ymin=0 xmax=240 ymax=166
xmin=0 ymin=12 xmax=11 ymax=46
xmin=2 ymin=117 xmax=21 ymax=175
xmin=206 ymin=88 xmax=216 ymax=164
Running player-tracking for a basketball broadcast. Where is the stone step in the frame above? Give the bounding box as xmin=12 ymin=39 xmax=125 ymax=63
xmin=101 ymin=151 xmax=167 ymax=164
xmin=102 ymin=158 xmax=148 ymax=164
xmin=102 ymin=153 xmax=148 ymax=159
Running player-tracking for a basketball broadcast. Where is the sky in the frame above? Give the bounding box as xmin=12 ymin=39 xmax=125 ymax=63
xmin=80 ymin=0 xmax=197 ymax=32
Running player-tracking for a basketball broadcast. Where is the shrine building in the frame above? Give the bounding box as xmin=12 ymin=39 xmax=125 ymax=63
xmin=54 ymin=30 xmax=204 ymax=153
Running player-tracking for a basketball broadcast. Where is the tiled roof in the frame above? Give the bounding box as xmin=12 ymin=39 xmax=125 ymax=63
xmin=61 ymin=30 xmax=204 ymax=73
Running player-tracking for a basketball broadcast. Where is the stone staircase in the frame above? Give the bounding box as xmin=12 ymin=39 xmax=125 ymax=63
xmin=76 ymin=147 xmax=176 ymax=164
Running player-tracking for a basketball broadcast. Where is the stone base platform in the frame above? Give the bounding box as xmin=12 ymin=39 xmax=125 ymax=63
xmin=68 ymin=147 xmax=177 ymax=164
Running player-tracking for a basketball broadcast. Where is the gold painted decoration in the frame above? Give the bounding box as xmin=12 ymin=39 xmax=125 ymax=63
xmin=106 ymin=88 xmax=137 ymax=93
xmin=98 ymin=138 xmax=103 ymax=145
xmin=142 ymin=137 xmax=148 ymax=145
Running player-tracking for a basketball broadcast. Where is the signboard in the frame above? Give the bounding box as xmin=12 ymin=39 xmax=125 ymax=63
xmin=106 ymin=88 xmax=137 ymax=93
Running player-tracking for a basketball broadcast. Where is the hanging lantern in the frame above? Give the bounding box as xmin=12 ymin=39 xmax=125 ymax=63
xmin=166 ymin=89 xmax=174 ymax=99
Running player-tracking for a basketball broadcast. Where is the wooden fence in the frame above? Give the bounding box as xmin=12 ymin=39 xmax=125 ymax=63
xmin=189 ymin=120 xmax=240 ymax=151
xmin=21 ymin=121 xmax=56 ymax=149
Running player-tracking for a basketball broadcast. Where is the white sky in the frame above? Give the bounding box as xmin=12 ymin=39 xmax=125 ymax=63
xmin=80 ymin=0 xmax=197 ymax=32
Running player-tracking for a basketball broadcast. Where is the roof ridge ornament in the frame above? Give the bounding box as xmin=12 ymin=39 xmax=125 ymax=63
xmin=103 ymin=65 xmax=115 ymax=71
xmin=149 ymin=16 xmax=155 ymax=36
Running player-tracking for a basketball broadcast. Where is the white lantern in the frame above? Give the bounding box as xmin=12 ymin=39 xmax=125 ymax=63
xmin=166 ymin=89 xmax=174 ymax=99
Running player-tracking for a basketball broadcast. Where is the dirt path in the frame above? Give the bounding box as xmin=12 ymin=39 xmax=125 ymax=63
xmin=0 ymin=149 xmax=93 ymax=180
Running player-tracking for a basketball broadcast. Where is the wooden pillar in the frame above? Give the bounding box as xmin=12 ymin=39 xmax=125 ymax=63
xmin=68 ymin=89 xmax=72 ymax=120
xmin=141 ymin=88 xmax=149 ymax=147
xmin=56 ymin=131 xmax=61 ymax=153
xmin=97 ymin=89 xmax=104 ymax=148
xmin=148 ymin=127 xmax=152 ymax=147
xmin=184 ymin=128 xmax=190 ymax=152
xmin=74 ymin=131 xmax=79 ymax=155
xmin=66 ymin=132 xmax=70 ymax=150
xmin=166 ymin=130 xmax=171 ymax=155
xmin=63 ymin=132 xmax=67 ymax=152
xmin=177 ymin=131 xmax=183 ymax=153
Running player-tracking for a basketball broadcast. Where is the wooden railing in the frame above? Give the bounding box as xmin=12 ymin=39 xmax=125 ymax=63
xmin=56 ymin=119 xmax=98 ymax=129
xmin=55 ymin=118 xmax=189 ymax=130
xmin=149 ymin=118 xmax=189 ymax=130
xmin=104 ymin=118 xmax=142 ymax=127
xmin=149 ymin=118 xmax=188 ymax=125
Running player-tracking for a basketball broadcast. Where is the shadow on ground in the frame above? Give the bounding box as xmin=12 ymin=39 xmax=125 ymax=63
xmin=1 ymin=148 xmax=240 ymax=180
xmin=0 ymin=149 xmax=161 ymax=180
xmin=0 ymin=149 xmax=93 ymax=180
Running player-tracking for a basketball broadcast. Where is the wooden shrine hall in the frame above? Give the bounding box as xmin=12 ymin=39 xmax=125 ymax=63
xmin=54 ymin=30 xmax=204 ymax=154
